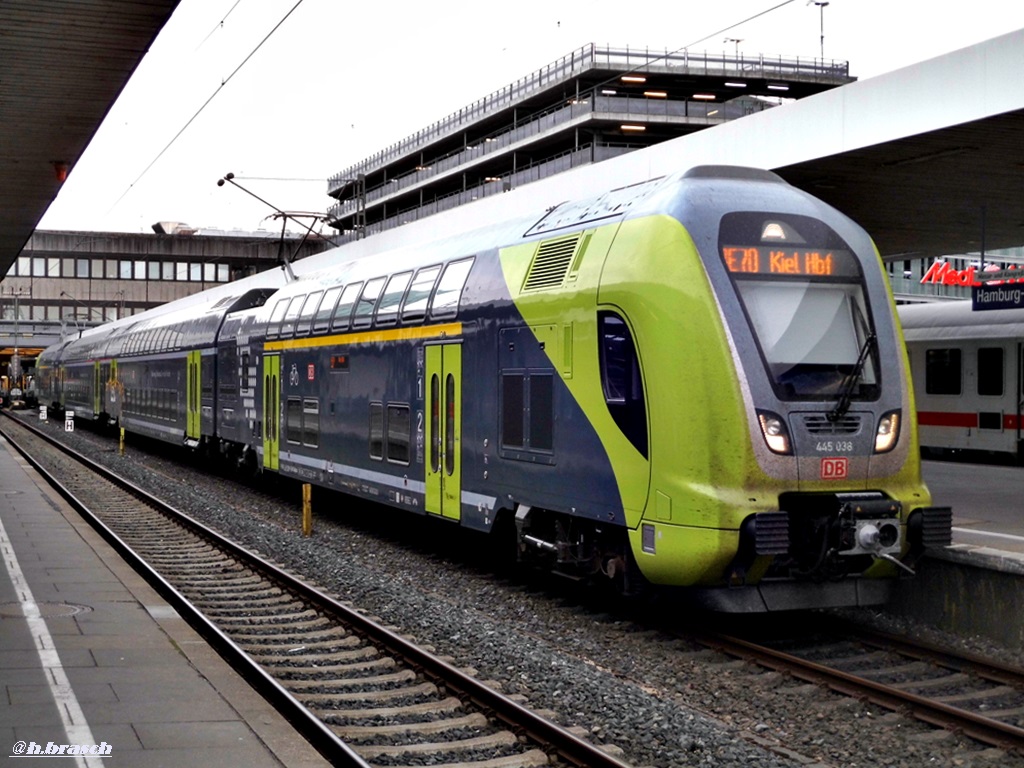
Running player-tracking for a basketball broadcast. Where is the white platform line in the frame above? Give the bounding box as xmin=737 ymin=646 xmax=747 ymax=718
xmin=0 ymin=514 xmax=102 ymax=766
xmin=952 ymin=526 xmax=1024 ymax=544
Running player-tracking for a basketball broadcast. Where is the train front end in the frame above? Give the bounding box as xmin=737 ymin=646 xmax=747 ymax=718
xmin=613 ymin=167 xmax=952 ymax=611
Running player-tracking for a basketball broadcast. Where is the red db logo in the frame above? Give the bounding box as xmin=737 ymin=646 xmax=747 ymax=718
xmin=821 ymin=457 xmax=849 ymax=480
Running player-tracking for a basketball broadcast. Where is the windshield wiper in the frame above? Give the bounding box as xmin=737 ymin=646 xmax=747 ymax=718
xmin=827 ymin=332 xmax=876 ymax=422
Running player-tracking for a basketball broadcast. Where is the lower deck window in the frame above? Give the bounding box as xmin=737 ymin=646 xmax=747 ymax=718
xmin=287 ymin=397 xmax=320 ymax=447
xmin=387 ymin=405 xmax=411 ymax=464
xmin=501 ymin=372 xmax=554 ymax=453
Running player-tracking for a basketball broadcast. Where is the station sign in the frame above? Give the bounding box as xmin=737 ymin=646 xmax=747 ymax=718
xmin=973 ymin=284 xmax=1024 ymax=311
xmin=39 ymin=405 xmax=47 ymax=422
xmin=919 ymin=260 xmax=1024 ymax=311
xmin=65 ymin=410 xmax=74 ymax=432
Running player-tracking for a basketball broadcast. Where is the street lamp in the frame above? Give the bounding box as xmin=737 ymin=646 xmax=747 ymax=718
xmin=810 ymin=1 xmax=829 ymax=60
xmin=724 ymin=37 xmax=743 ymax=58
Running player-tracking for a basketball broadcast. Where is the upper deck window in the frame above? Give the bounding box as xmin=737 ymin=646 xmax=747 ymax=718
xmin=430 ymin=257 xmax=475 ymax=319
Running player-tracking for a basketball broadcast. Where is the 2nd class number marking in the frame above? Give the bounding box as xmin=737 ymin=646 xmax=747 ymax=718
xmin=816 ymin=441 xmax=854 ymax=453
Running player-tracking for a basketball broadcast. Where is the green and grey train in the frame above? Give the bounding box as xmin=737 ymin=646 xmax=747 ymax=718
xmin=35 ymin=166 xmax=951 ymax=611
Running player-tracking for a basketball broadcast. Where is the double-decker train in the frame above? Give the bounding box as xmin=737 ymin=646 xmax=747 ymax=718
xmin=900 ymin=300 xmax=1024 ymax=460
xmin=36 ymin=165 xmax=951 ymax=612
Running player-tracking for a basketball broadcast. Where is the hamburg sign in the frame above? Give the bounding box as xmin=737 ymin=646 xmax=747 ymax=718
xmin=919 ymin=261 xmax=1024 ymax=310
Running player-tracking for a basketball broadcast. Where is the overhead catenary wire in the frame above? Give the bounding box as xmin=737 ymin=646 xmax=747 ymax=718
xmin=109 ymin=0 xmax=307 ymax=213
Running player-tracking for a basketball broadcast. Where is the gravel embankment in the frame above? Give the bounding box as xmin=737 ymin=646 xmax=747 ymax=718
xmin=19 ymin=414 xmax=1021 ymax=768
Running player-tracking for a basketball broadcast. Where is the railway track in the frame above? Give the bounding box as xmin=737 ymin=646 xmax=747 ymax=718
xmin=0 ymin=413 xmax=631 ymax=768
xmin=687 ymin=619 xmax=1024 ymax=754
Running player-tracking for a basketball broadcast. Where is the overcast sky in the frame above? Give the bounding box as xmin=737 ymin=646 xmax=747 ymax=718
xmin=36 ymin=0 xmax=1024 ymax=236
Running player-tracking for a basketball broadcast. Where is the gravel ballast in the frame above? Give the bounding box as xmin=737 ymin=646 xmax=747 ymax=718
xmin=20 ymin=414 xmax=1024 ymax=768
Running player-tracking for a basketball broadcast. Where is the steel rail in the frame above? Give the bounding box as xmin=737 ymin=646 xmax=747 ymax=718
xmin=693 ymin=629 xmax=1024 ymax=753
xmin=0 ymin=416 xmax=372 ymax=768
xmin=1 ymin=413 xmax=631 ymax=768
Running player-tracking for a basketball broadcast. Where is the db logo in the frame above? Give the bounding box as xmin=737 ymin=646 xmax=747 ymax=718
xmin=821 ymin=457 xmax=849 ymax=480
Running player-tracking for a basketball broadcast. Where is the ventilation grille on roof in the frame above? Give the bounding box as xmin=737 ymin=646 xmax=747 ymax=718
xmin=522 ymin=234 xmax=582 ymax=291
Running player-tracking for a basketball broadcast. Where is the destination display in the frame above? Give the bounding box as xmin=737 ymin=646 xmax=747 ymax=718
xmin=721 ymin=246 xmax=858 ymax=278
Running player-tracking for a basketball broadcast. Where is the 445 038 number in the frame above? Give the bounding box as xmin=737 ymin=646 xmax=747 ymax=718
xmin=816 ymin=441 xmax=854 ymax=453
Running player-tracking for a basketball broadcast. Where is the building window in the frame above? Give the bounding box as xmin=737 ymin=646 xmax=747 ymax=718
xmin=204 ymin=263 xmax=216 ymax=282
xmin=49 ymin=258 xmax=61 ymax=277
xmin=925 ymin=348 xmax=962 ymax=395
xmin=162 ymin=262 xmax=175 ymax=280
xmin=190 ymin=263 xmax=201 ymax=281
xmin=177 ymin=262 xmax=189 ymax=281
xmin=77 ymin=259 xmax=90 ymax=278
xmin=217 ymin=264 xmax=229 ymax=282
xmin=134 ymin=261 xmax=146 ymax=280
xmin=148 ymin=262 xmax=160 ymax=280
xmin=120 ymin=260 xmax=133 ymax=279
xmin=32 ymin=258 xmax=45 ymax=277
xmin=106 ymin=260 xmax=119 ymax=279
xmin=17 ymin=257 xmax=29 ymax=276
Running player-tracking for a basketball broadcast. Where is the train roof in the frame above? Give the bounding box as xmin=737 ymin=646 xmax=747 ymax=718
xmin=898 ymin=300 xmax=1024 ymax=341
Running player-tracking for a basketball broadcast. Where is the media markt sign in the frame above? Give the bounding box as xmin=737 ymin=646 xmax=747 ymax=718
xmin=973 ymin=283 xmax=1024 ymax=311
xmin=919 ymin=260 xmax=1024 ymax=311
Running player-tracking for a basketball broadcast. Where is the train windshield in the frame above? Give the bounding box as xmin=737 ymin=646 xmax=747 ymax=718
xmin=719 ymin=212 xmax=879 ymax=401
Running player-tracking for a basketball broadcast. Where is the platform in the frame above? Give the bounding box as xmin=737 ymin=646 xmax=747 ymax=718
xmin=0 ymin=434 xmax=330 ymax=767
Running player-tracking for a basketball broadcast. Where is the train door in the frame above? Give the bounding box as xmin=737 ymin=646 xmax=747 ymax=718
xmin=186 ymin=351 xmax=201 ymax=443
xmin=425 ymin=343 xmax=462 ymax=521
xmin=262 ymin=354 xmax=280 ymax=471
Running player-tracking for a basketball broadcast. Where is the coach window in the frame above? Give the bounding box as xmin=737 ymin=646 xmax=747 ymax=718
xmin=353 ymin=277 xmax=387 ymax=329
xmin=313 ymin=286 xmax=342 ymax=333
xmin=501 ymin=374 xmax=525 ymax=448
xmin=386 ymin=404 xmax=411 ymax=464
xmin=332 ymin=282 xmax=362 ymax=331
xmin=296 ymin=291 xmax=323 ymax=336
xmin=599 ymin=312 xmax=648 ymax=458
xmin=401 ymin=265 xmax=442 ymax=322
xmin=266 ymin=299 xmax=289 ymax=340
xmin=303 ymin=398 xmax=320 ymax=447
xmin=376 ymin=272 xmax=413 ymax=326
xmin=977 ymin=348 xmax=1004 ymax=397
xmin=286 ymin=397 xmax=303 ymax=444
xmin=369 ymin=403 xmax=384 ymax=459
xmin=430 ymin=257 xmax=475 ymax=319
xmin=280 ymin=295 xmax=305 ymax=338
xmin=925 ymin=349 xmax=962 ymax=395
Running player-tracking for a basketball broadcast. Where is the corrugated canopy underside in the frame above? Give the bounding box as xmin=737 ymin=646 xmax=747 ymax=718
xmin=0 ymin=0 xmax=180 ymax=272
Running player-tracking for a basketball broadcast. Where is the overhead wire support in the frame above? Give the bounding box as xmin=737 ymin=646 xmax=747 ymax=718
xmin=217 ymin=172 xmax=328 ymax=282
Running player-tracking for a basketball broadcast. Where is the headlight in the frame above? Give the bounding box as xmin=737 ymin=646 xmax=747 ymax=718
xmin=874 ymin=410 xmax=901 ymax=453
xmin=757 ymin=410 xmax=792 ymax=455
